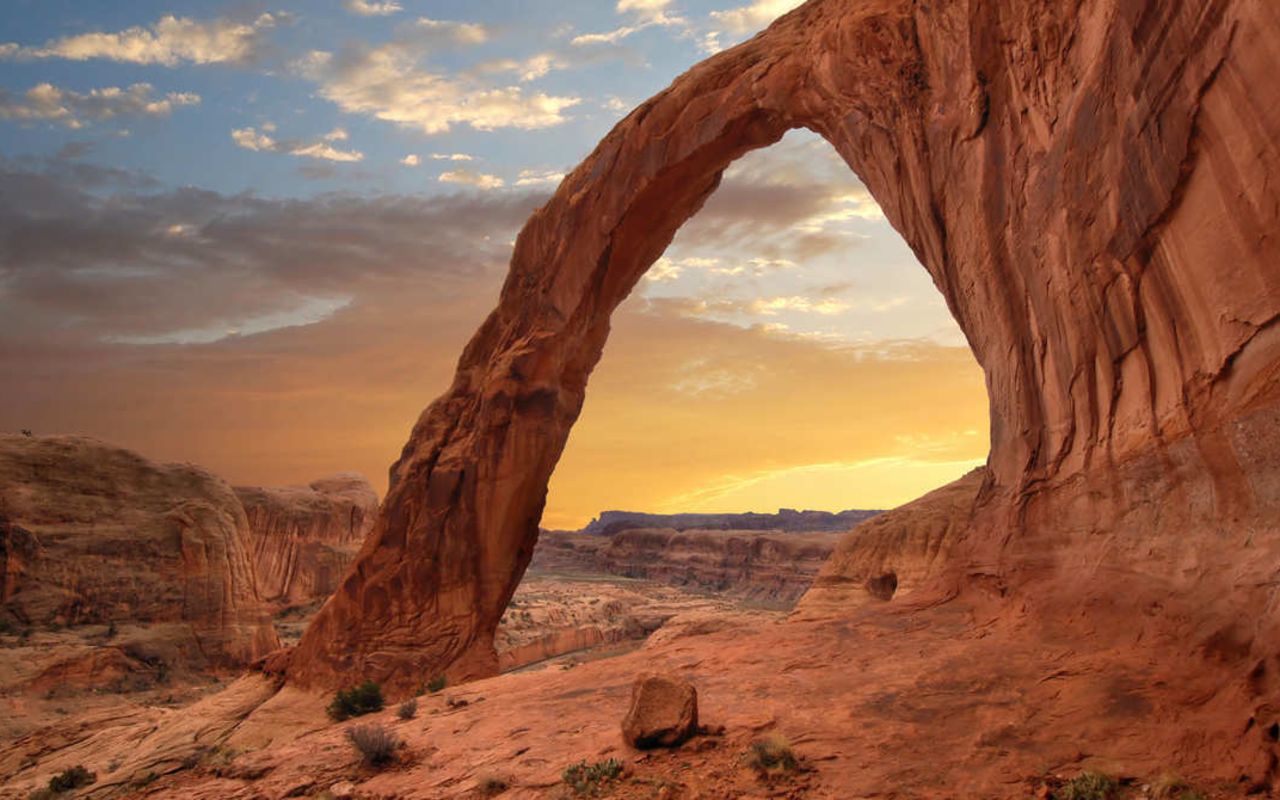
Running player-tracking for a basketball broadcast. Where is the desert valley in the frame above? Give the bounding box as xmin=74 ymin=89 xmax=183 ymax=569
xmin=3 ymin=0 xmax=1280 ymax=798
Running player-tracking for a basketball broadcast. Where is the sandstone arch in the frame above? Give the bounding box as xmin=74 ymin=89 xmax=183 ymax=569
xmin=286 ymin=0 xmax=1280 ymax=695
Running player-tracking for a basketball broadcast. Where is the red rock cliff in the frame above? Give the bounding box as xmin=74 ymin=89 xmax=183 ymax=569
xmin=0 ymin=436 xmax=278 ymax=667
xmin=235 ymin=475 xmax=377 ymax=606
xmin=286 ymin=0 xmax=1280 ymax=705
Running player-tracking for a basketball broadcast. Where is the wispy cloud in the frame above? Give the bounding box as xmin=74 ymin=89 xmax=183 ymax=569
xmin=344 ymin=0 xmax=403 ymax=16
xmin=0 ymin=13 xmax=278 ymax=66
xmin=231 ymin=125 xmax=364 ymax=162
xmin=0 ymin=83 xmax=199 ymax=129
xmin=572 ymin=0 xmax=687 ymax=47
xmin=514 ymin=169 xmax=565 ymax=187
xmin=439 ymin=169 xmax=505 ymax=190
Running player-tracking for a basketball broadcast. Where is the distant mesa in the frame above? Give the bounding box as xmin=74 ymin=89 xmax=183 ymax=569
xmin=571 ymin=508 xmax=881 ymax=536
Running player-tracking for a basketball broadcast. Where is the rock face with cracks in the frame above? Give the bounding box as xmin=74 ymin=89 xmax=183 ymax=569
xmin=284 ymin=12 xmax=1280 ymax=786
xmin=235 ymin=475 xmax=377 ymax=606
xmin=0 ymin=435 xmax=278 ymax=667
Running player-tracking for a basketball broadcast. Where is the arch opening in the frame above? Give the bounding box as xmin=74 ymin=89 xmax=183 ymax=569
xmin=542 ymin=130 xmax=989 ymax=531
xmin=494 ymin=131 xmax=988 ymax=669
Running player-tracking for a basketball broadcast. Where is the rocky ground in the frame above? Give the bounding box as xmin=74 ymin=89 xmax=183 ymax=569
xmin=1 ymin=589 xmax=1248 ymax=800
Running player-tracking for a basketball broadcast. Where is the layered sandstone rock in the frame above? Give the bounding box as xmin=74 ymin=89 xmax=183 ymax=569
xmin=579 ymin=508 xmax=879 ymax=535
xmin=285 ymin=0 xmax=1280 ymax=751
xmin=0 ymin=435 xmax=278 ymax=667
xmin=235 ymin=475 xmax=377 ymax=606
xmin=494 ymin=576 xmax=772 ymax=672
xmin=792 ymin=469 xmax=985 ymax=619
xmin=531 ymin=528 xmax=840 ymax=606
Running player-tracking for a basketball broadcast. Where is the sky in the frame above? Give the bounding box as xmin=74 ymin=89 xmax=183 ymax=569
xmin=0 ymin=0 xmax=990 ymax=530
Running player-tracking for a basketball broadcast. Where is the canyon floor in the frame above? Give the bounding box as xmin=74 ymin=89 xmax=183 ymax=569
xmin=3 ymin=585 xmax=1247 ymax=800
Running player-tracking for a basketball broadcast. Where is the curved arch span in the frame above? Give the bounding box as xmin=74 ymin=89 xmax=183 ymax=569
xmin=283 ymin=0 xmax=1280 ymax=694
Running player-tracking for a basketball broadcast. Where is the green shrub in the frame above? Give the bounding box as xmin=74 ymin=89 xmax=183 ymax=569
xmin=345 ymin=723 xmax=399 ymax=767
xmin=747 ymin=733 xmax=798 ymax=775
xmin=327 ymin=681 xmax=384 ymax=721
xmin=561 ymin=758 xmax=623 ymax=796
xmin=397 ymin=699 xmax=417 ymax=720
xmin=478 ymin=774 xmax=509 ymax=795
xmin=40 ymin=765 xmax=96 ymax=795
xmin=1054 ymin=771 xmax=1119 ymax=800
xmin=426 ymin=674 xmax=447 ymax=694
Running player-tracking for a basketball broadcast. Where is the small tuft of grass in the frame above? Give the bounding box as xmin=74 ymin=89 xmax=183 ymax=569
xmin=327 ymin=680 xmax=384 ymax=721
xmin=346 ymin=723 xmax=400 ymax=767
xmin=1150 ymin=773 xmax=1206 ymax=800
xmin=1054 ymin=771 xmax=1119 ymax=800
xmin=747 ymin=733 xmax=799 ymax=776
xmin=426 ymin=674 xmax=447 ymax=694
xmin=397 ymin=698 xmax=418 ymax=720
xmin=478 ymin=774 xmax=510 ymax=795
xmin=561 ymin=758 xmax=623 ymax=796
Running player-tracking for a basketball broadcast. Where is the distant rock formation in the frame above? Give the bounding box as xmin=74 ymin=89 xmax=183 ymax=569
xmin=575 ymin=508 xmax=880 ymax=536
xmin=235 ymin=475 xmax=378 ymax=606
xmin=531 ymin=529 xmax=841 ymax=606
xmin=0 ymin=435 xmax=278 ymax=668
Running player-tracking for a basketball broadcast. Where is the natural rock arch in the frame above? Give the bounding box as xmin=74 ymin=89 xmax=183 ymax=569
xmin=284 ymin=0 xmax=1280 ymax=694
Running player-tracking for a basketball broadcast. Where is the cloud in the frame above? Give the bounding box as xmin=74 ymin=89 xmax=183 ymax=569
xmin=0 ymin=83 xmax=199 ymax=129
xmin=344 ymin=0 xmax=403 ymax=16
xmin=296 ymin=26 xmax=581 ymax=134
xmin=0 ymin=13 xmax=278 ymax=66
xmin=439 ymin=169 xmax=505 ymax=190
xmin=431 ymin=153 xmax=474 ymax=162
xmin=571 ymin=27 xmax=641 ymax=46
xmin=0 ymin=159 xmax=544 ymax=346
xmin=401 ymin=154 xmax=420 ymax=166
xmin=515 ymin=169 xmax=565 ymax=187
xmin=231 ymin=125 xmax=364 ymax=162
xmin=473 ymin=52 xmax=565 ymax=82
xmin=572 ymin=0 xmax=687 ymax=46
xmin=708 ymin=0 xmax=804 ymax=35
xmin=749 ymin=296 xmax=850 ymax=316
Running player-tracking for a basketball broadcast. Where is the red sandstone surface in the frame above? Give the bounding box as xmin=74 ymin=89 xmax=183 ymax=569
xmin=0 ymin=435 xmax=278 ymax=670
xmin=236 ymin=475 xmax=378 ymax=607
xmin=3 ymin=0 xmax=1280 ymax=796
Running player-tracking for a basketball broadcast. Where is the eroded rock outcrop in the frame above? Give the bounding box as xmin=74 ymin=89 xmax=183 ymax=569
xmin=285 ymin=8 xmax=1280 ymax=774
xmin=792 ymin=469 xmax=985 ymax=618
xmin=235 ymin=475 xmax=377 ymax=606
xmin=0 ymin=435 xmax=278 ymax=667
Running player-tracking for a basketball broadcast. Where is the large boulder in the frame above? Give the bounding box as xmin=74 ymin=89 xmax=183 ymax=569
xmin=0 ymin=435 xmax=278 ymax=668
xmin=621 ymin=673 xmax=698 ymax=749
xmin=235 ymin=474 xmax=377 ymax=606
